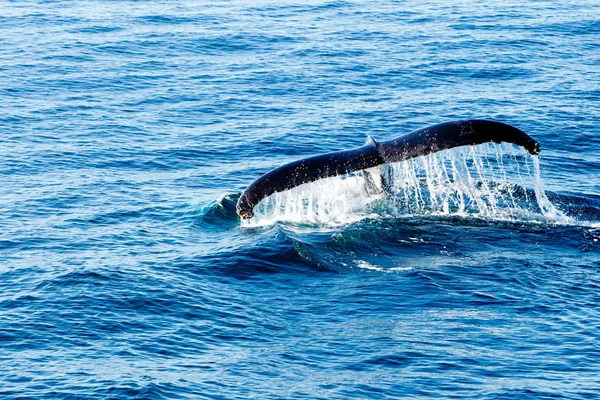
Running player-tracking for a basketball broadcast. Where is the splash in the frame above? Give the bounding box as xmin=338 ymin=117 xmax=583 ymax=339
xmin=243 ymin=143 xmax=571 ymax=227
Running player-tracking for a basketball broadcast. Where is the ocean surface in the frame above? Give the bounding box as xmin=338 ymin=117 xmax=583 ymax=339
xmin=1 ymin=1 xmax=600 ymax=398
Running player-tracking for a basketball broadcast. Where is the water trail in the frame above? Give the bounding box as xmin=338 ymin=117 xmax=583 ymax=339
xmin=532 ymin=156 xmax=569 ymax=221
xmin=243 ymin=143 xmax=571 ymax=227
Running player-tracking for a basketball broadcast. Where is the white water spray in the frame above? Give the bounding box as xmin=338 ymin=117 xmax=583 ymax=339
xmin=243 ymin=143 xmax=571 ymax=227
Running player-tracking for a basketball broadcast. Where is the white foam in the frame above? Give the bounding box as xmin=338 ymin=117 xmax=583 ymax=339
xmin=243 ymin=172 xmax=382 ymax=227
xmin=355 ymin=260 xmax=413 ymax=273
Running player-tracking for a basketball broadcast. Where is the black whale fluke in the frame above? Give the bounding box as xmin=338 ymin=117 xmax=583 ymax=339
xmin=236 ymin=120 xmax=540 ymax=219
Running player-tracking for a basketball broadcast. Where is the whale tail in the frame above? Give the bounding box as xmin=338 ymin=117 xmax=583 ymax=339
xmin=236 ymin=120 xmax=539 ymax=219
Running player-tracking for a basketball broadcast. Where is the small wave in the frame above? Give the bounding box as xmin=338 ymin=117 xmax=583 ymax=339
xmin=284 ymin=215 xmax=599 ymax=274
xmin=196 ymin=194 xmax=240 ymax=229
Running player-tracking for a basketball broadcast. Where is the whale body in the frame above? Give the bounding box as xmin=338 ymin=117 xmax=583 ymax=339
xmin=236 ymin=120 xmax=540 ymax=219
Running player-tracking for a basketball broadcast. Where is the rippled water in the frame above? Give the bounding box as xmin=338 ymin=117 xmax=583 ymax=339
xmin=1 ymin=1 xmax=600 ymax=398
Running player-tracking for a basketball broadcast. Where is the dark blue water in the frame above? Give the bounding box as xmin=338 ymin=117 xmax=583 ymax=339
xmin=2 ymin=1 xmax=600 ymax=398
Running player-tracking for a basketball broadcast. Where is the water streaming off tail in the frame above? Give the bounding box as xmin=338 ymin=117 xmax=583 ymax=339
xmin=244 ymin=143 xmax=570 ymax=227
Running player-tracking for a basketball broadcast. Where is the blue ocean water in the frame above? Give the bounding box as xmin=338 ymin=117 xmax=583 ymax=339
xmin=1 ymin=0 xmax=600 ymax=398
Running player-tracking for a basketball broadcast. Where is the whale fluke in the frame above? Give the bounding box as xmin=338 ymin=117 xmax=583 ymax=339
xmin=236 ymin=120 xmax=540 ymax=219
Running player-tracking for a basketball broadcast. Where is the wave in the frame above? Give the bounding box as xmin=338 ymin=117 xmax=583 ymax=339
xmin=284 ymin=215 xmax=600 ymax=273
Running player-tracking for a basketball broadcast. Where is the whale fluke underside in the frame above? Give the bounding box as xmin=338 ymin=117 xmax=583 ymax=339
xmin=236 ymin=120 xmax=540 ymax=219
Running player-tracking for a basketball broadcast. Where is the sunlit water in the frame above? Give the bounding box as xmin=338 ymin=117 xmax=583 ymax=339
xmin=1 ymin=1 xmax=600 ymax=399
